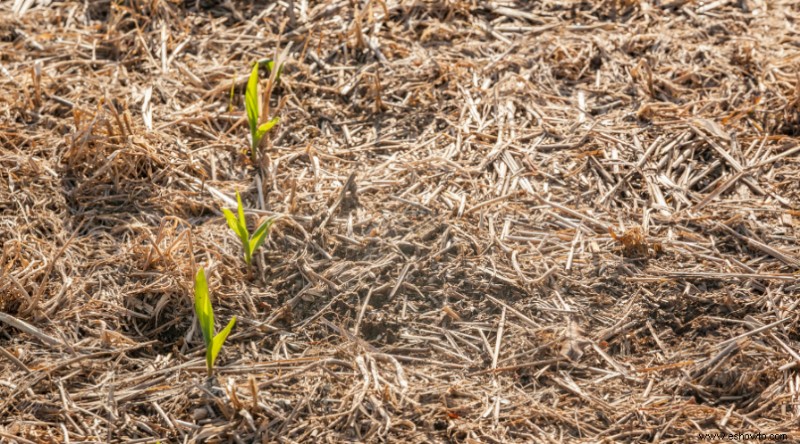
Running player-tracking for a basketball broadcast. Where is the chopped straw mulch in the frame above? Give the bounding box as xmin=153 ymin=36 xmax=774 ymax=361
xmin=2 ymin=0 xmax=800 ymax=442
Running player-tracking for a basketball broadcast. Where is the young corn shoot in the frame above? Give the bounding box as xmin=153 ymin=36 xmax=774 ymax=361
xmin=194 ymin=267 xmax=236 ymax=377
xmin=245 ymin=59 xmax=282 ymax=162
xmin=222 ymin=191 xmax=274 ymax=267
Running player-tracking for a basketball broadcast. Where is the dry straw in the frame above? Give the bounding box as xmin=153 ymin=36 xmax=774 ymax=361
xmin=0 ymin=0 xmax=799 ymax=442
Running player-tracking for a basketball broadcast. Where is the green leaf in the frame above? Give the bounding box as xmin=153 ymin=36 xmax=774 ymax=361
xmin=249 ymin=218 xmax=274 ymax=258
xmin=256 ymin=58 xmax=283 ymax=84
xmin=245 ymin=62 xmax=261 ymax=149
xmin=208 ymin=316 xmax=236 ymax=371
xmin=235 ymin=191 xmax=248 ymax=238
xmin=222 ymin=208 xmax=241 ymax=237
xmin=223 ymin=206 xmax=249 ymax=261
xmin=256 ymin=58 xmax=274 ymax=71
xmin=255 ymin=117 xmax=280 ymax=143
xmin=235 ymin=191 xmax=253 ymax=265
xmin=194 ymin=267 xmax=214 ymax=346
xmin=228 ymin=73 xmax=237 ymax=113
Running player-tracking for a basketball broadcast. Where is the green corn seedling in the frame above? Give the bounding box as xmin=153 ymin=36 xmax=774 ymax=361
xmin=245 ymin=59 xmax=283 ymax=162
xmin=194 ymin=267 xmax=236 ymax=377
xmin=222 ymin=191 xmax=274 ymax=267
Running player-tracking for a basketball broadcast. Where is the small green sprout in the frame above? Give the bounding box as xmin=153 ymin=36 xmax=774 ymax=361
xmin=222 ymin=191 xmax=274 ymax=267
xmin=228 ymin=73 xmax=237 ymax=113
xmin=245 ymin=59 xmax=282 ymax=162
xmin=194 ymin=267 xmax=236 ymax=377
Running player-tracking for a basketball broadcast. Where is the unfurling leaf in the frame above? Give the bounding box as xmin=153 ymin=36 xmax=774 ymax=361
xmin=235 ymin=191 xmax=247 ymax=236
xmin=256 ymin=58 xmax=283 ymax=84
xmin=245 ymin=62 xmax=261 ymax=150
xmin=193 ymin=267 xmax=236 ymax=376
xmin=255 ymin=117 xmax=280 ymax=143
xmin=245 ymin=60 xmax=283 ymax=161
xmin=209 ymin=316 xmax=237 ymax=372
xmin=222 ymin=208 xmax=246 ymax=243
xmin=249 ymin=218 xmax=274 ymax=258
xmin=194 ymin=267 xmax=213 ymax=345
xmin=222 ymin=190 xmax=274 ymax=268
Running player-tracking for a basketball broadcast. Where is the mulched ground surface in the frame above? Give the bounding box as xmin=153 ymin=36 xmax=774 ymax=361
xmin=2 ymin=0 xmax=800 ymax=442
